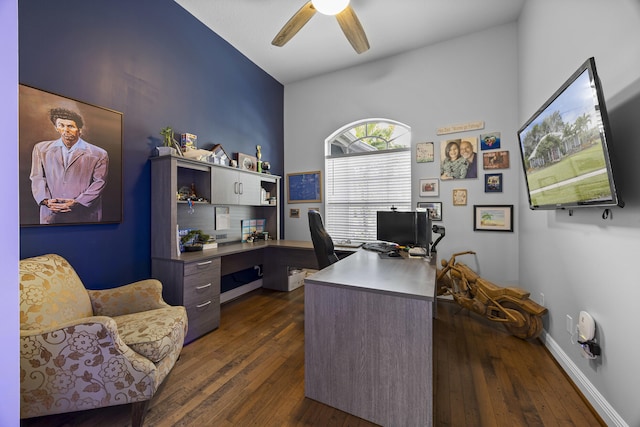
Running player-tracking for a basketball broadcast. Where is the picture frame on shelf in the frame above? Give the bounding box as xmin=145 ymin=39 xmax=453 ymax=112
xmin=484 ymin=173 xmax=503 ymax=192
xmin=453 ymin=189 xmax=467 ymax=206
xmin=473 ymin=205 xmax=514 ymax=232
xmin=417 ymin=201 xmax=442 ymax=221
xmin=287 ymin=171 xmax=322 ymax=203
xmin=419 ymin=178 xmax=439 ymax=197
xmin=236 ymin=152 xmax=258 ymax=171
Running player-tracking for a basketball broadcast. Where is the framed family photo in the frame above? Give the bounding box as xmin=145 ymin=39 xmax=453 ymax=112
xmin=19 ymin=84 xmax=123 ymax=226
xmin=473 ymin=205 xmax=514 ymax=232
xmin=440 ymin=137 xmax=478 ymax=180
xmin=417 ymin=201 xmax=443 ymax=221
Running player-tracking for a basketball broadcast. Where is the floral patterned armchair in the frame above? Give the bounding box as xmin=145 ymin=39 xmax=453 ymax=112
xmin=20 ymin=254 xmax=188 ymax=426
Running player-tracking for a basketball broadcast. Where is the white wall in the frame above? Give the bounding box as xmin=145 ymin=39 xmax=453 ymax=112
xmin=518 ymin=1 xmax=640 ymax=425
xmin=284 ymin=23 xmax=521 ymax=284
xmin=1 ymin=0 xmax=20 ymax=425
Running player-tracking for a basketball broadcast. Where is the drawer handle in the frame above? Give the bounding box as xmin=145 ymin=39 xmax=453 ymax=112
xmin=196 ymin=283 xmax=212 ymax=290
xmin=196 ymin=300 xmax=212 ymax=309
xmin=196 ymin=260 xmax=213 ymax=266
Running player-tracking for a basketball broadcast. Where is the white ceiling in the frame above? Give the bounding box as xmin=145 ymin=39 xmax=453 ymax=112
xmin=175 ymin=0 xmax=526 ymax=85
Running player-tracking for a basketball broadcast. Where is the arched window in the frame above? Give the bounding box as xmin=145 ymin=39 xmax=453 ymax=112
xmin=325 ymin=118 xmax=412 ymax=242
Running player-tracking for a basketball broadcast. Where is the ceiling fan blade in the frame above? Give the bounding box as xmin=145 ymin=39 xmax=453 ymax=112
xmin=335 ymin=5 xmax=369 ymax=54
xmin=272 ymin=1 xmax=317 ymax=47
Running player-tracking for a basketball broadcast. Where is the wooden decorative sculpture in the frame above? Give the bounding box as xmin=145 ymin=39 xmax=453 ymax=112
xmin=437 ymin=251 xmax=547 ymax=339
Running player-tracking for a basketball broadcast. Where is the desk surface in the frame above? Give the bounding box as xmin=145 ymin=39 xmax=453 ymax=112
xmin=305 ymin=249 xmax=437 ymax=300
xmin=161 ymin=239 xmax=314 ymax=262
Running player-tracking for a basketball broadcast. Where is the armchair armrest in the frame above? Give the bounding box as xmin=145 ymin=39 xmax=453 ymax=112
xmin=88 ymin=279 xmax=170 ymax=317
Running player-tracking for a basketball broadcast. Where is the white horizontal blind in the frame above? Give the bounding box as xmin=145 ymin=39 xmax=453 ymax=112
xmin=325 ymin=149 xmax=411 ymax=242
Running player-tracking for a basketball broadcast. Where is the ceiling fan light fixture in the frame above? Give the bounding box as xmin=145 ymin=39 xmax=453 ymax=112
xmin=311 ymin=0 xmax=350 ymax=15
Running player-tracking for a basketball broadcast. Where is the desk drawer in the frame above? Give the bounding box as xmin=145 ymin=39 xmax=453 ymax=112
xmin=184 ymin=257 xmax=220 ymax=277
xmin=185 ymin=295 xmax=220 ymax=343
xmin=184 ymin=270 xmax=220 ymax=307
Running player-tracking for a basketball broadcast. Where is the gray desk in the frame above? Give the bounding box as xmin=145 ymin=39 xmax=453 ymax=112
xmin=304 ymin=249 xmax=437 ymax=426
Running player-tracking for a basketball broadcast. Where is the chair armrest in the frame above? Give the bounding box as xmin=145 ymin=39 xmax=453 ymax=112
xmin=87 ymin=279 xmax=170 ymax=317
xmin=20 ymin=317 xmax=158 ymax=418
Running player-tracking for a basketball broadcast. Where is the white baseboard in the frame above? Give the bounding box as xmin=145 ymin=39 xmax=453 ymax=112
xmin=541 ymin=331 xmax=628 ymax=427
xmin=220 ymin=279 xmax=262 ymax=304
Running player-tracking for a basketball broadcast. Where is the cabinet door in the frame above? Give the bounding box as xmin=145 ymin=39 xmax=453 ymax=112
xmin=211 ymin=167 xmax=239 ymax=204
xmin=237 ymin=172 xmax=261 ymax=205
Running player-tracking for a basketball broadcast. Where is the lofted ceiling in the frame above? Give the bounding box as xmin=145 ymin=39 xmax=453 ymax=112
xmin=175 ymin=0 xmax=526 ymax=85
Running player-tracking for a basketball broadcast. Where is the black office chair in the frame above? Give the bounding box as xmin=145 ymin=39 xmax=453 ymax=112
xmin=308 ymin=210 xmax=339 ymax=269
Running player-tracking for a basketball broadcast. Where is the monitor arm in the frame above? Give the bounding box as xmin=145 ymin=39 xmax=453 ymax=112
xmin=430 ymin=225 xmax=445 ymax=253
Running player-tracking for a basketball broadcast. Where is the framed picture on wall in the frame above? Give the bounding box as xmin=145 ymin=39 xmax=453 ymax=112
xmin=482 ymin=150 xmax=510 ymax=169
xmin=473 ymin=205 xmax=514 ymax=232
xmin=484 ymin=173 xmax=503 ymax=192
xmin=287 ymin=171 xmax=322 ymax=203
xmin=417 ymin=201 xmax=443 ymax=221
xmin=416 ymin=142 xmax=434 ymax=163
xmin=419 ymin=178 xmax=439 ymax=197
xmin=452 ymin=189 xmax=467 ymax=206
xmin=480 ymin=131 xmax=501 ymax=150
xmin=18 ymin=84 xmax=123 ymax=226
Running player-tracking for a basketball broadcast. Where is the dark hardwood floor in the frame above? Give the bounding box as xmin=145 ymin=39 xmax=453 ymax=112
xmin=22 ymin=287 xmax=604 ymax=426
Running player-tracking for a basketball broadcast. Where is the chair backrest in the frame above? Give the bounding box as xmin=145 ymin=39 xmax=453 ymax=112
xmin=308 ymin=210 xmax=339 ymax=269
xmin=20 ymin=254 xmax=93 ymax=330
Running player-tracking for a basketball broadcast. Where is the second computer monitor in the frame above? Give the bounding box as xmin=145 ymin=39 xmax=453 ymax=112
xmin=376 ymin=210 xmax=431 ymax=251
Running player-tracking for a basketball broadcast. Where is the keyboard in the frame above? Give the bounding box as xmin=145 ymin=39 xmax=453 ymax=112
xmin=362 ymin=242 xmax=398 ymax=253
xmin=335 ymin=240 xmax=364 ymax=248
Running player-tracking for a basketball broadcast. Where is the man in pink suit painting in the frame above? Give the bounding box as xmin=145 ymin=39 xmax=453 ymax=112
xmin=30 ymin=108 xmax=109 ymax=224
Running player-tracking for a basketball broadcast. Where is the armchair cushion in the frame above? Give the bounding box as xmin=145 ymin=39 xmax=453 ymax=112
xmin=114 ymin=306 xmax=187 ymax=363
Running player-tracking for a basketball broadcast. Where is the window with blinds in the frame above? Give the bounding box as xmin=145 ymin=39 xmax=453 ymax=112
xmin=324 ymin=117 xmax=413 ymax=244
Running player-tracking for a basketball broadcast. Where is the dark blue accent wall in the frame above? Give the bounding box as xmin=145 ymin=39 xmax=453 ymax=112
xmin=19 ymin=0 xmax=284 ymax=289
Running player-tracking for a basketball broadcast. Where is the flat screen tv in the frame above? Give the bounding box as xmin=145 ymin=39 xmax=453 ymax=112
xmin=516 ymin=57 xmax=623 ymax=210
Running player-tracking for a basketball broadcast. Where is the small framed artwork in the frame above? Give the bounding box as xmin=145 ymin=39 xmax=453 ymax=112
xmin=289 ymin=208 xmax=300 ymax=218
xmin=484 ymin=173 xmax=503 ymax=193
xmin=482 ymin=150 xmax=510 ymax=169
xmin=453 ymin=189 xmax=467 ymax=206
xmin=417 ymin=201 xmax=443 ymax=221
xmin=480 ymin=132 xmax=501 ymax=150
xmin=287 ymin=171 xmax=322 ymax=203
xmin=473 ymin=205 xmax=514 ymax=232
xmin=416 ymin=142 xmax=434 ymax=163
xmin=419 ymin=178 xmax=439 ymax=197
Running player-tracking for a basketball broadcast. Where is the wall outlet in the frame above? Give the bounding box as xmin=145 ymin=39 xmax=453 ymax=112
xmin=566 ymin=315 xmax=573 ymax=334
xmin=540 ymin=293 xmax=545 ymax=306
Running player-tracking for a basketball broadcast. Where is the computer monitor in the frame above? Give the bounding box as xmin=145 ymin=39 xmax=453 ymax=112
xmin=376 ymin=210 xmax=431 ymax=253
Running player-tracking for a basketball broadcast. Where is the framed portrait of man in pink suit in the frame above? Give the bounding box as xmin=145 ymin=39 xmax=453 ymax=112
xmin=19 ymin=84 xmax=122 ymax=226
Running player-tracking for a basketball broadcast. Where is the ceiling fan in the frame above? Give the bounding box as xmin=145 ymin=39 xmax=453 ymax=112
xmin=271 ymin=0 xmax=370 ymax=54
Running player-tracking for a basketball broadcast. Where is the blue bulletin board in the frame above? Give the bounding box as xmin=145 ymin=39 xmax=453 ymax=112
xmin=287 ymin=171 xmax=322 ymax=203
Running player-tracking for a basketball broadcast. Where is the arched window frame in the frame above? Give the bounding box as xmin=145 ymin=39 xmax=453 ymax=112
xmin=324 ymin=118 xmax=412 ymax=242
